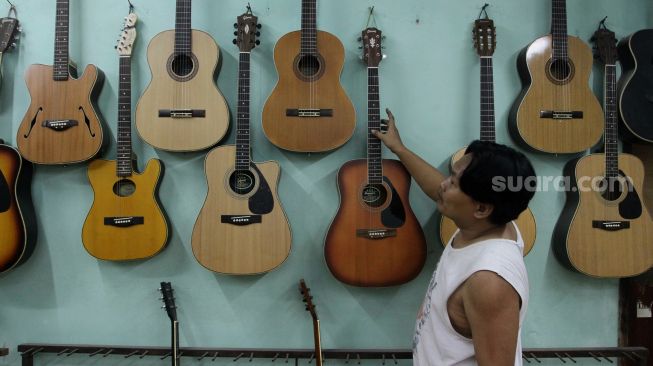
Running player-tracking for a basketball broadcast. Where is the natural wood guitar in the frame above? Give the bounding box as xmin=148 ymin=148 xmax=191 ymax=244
xmin=0 ymin=140 xmax=36 ymax=273
xmin=325 ymin=28 xmax=426 ymax=287
xmin=82 ymin=14 xmax=168 ymax=261
xmin=16 ymin=0 xmax=105 ymax=165
xmin=135 ymin=0 xmax=229 ymax=152
xmin=192 ymin=10 xmax=291 ymax=275
xmin=299 ymin=279 xmax=322 ymax=366
xmin=509 ymin=0 xmax=603 ymax=154
xmin=439 ymin=17 xmax=536 ymax=255
xmin=262 ymin=0 xmax=355 ymax=152
xmin=553 ymin=26 xmax=653 ymax=277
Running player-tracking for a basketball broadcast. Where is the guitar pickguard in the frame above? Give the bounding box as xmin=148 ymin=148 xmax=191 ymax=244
xmin=380 ymin=176 xmax=406 ymax=228
xmin=248 ymin=163 xmax=274 ymax=215
xmin=619 ymin=170 xmax=643 ymax=219
xmin=0 ymin=168 xmax=10 ymax=212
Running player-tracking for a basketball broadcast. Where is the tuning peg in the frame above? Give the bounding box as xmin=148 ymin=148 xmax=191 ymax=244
xmin=232 ymin=39 xmax=237 ymax=44
xmin=234 ymin=23 xmax=238 ymax=28
xmin=257 ymin=24 xmax=262 ymax=29
xmin=17 ymin=27 xmax=22 ymax=33
xmin=255 ymin=40 xmax=260 ymax=45
xmin=256 ymin=32 xmax=260 ymax=36
xmin=234 ymin=31 xmax=238 ymax=36
xmin=382 ymin=54 xmax=387 ymax=59
xmin=358 ymin=46 xmax=363 ymax=49
xmin=382 ymin=35 xmax=386 ymax=40
xmin=357 ymin=37 xmax=362 ymax=42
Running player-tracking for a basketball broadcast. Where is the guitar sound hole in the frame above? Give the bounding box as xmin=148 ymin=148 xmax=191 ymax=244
xmin=549 ymin=58 xmax=572 ymax=82
xmin=171 ymin=54 xmax=194 ymax=77
xmin=229 ymin=170 xmax=256 ymax=196
xmin=113 ymin=179 xmax=136 ymax=197
xmin=599 ymin=177 xmax=623 ymax=202
xmin=361 ymin=183 xmax=388 ymax=208
xmin=298 ymin=54 xmax=321 ymax=78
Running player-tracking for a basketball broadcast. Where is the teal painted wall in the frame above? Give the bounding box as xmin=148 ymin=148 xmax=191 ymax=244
xmin=0 ymin=0 xmax=650 ymax=365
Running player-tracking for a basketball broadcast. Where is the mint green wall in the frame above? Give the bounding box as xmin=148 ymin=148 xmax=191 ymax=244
xmin=0 ymin=0 xmax=650 ymax=365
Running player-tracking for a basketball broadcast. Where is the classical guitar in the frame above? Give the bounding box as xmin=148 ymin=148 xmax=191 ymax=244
xmin=0 ymin=139 xmax=36 ymax=273
xmin=82 ymin=13 xmax=168 ymax=261
xmin=159 ymin=282 xmax=180 ymax=366
xmin=299 ymin=279 xmax=322 ymax=366
xmin=135 ymin=0 xmax=229 ymax=152
xmin=324 ymin=28 xmax=426 ymax=287
xmin=509 ymin=0 xmax=603 ymax=154
xmin=617 ymin=29 xmax=653 ymax=143
xmin=0 ymin=5 xmax=21 ymax=87
xmin=16 ymin=0 xmax=105 ymax=165
xmin=262 ymin=0 xmax=355 ymax=152
xmin=439 ymin=17 xmax=537 ymax=256
xmin=553 ymin=25 xmax=653 ymax=278
xmin=192 ymin=9 xmax=291 ymax=275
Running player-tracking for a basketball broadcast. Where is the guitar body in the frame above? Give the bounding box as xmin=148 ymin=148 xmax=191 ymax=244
xmin=618 ymin=29 xmax=653 ymax=143
xmin=192 ymin=145 xmax=291 ymax=274
xmin=510 ymin=35 xmax=603 ymax=153
xmin=17 ymin=64 xmax=105 ymax=164
xmin=136 ymin=29 xmax=229 ymax=151
xmin=439 ymin=147 xmax=537 ymax=255
xmin=82 ymin=158 xmax=168 ymax=261
xmin=325 ymin=159 xmax=426 ymax=286
xmin=553 ymin=153 xmax=653 ymax=277
xmin=0 ymin=143 xmax=36 ymax=273
xmin=262 ymin=30 xmax=355 ymax=152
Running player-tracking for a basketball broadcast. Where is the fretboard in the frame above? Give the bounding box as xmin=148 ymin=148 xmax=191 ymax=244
xmin=117 ymin=56 xmax=132 ymax=177
xmin=367 ymin=67 xmax=382 ymax=185
xmin=300 ymin=0 xmax=317 ymax=55
xmin=53 ymin=0 xmax=70 ymax=81
xmin=175 ymin=0 xmax=192 ymax=55
xmin=551 ymin=0 xmax=568 ymax=60
xmin=235 ymin=52 xmax=251 ymax=170
xmin=480 ymin=57 xmax=495 ymax=142
xmin=604 ymin=64 xmax=618 ymax=180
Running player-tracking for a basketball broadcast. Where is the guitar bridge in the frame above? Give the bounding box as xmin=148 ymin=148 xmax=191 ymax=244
xmin=286 ymin=108 xmax=333 ymax=117
xmin=42 ymin=119 xmax=78 ymax=131
xmin=356 ymin=228 xmax=397 ymax=239
xmin=539 ymin=110 xmax=583 ymax=119
xmin=592 ymin=220 xmax=630 ymax=231
xmin=159 ymin=109 xmax=206 ymax=118
xmin=104 ymin=216 xmax=144 ymax=227
xmin=221 ymin=215 xmax=262 ymax=226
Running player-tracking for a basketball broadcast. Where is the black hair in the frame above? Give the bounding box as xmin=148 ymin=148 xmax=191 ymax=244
xmin=460 ymin=140 xmax=536 ymax=225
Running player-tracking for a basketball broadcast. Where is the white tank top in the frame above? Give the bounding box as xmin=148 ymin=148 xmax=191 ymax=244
xmin=412 ymin=222 xmax=529 ymax=366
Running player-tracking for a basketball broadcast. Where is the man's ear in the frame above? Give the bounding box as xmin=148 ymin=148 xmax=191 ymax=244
xmin=473 ymin=202 xmax=494 ymax=220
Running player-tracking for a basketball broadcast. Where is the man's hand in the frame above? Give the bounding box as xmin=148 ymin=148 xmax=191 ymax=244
xmin=372 ymin=108 xmax=405 ymax=154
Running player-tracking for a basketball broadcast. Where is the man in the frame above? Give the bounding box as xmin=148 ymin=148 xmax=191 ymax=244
xmin=373 ymin=109 xmax=536 ymax=366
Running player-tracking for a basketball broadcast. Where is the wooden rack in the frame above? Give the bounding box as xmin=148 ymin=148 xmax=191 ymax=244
xmin=17 ymin=344 xmax=649 ymax=366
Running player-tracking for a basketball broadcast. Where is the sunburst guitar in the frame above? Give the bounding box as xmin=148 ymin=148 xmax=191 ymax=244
xmin=192 ymin=10 xmax=291 ymax=275
xmin=440 ymin=17 xmax=536 ymax=255
xmin=82 ymin=13 xmax=168 ymax=261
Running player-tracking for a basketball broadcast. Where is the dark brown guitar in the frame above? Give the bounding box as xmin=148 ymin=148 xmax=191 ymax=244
xmin=299 ymin=279 xmax=322 ymax=366
xmin=159 ymin=282 xmax=180 ymax=366
xmin=16 ymin=0 xmax=105 ymax=165
xmin=262 ymin=0 xmax=355 ymax=152
xmin=0 ymin=139 xmax=36 ymax=273
xmin=324 ymin=28 xmax=426 ymax=287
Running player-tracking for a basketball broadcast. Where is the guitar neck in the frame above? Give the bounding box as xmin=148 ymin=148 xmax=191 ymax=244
xmin=117 ymin=56 xmax=133 ymax=177
xmin=480 ymin=57 xmax=496 ymax=142
xmin=54 ymin=0 xmax=70 ymax=80
xmin=235 ymin=51 xmax=251 ymax=169
xmin=175 ymin=0 xmax=192 ymax=54
xmin=172 ymin=320 xmax=180 ymax=366
xmin=313 ymin=319 xmax=323 ymax=366
xmin=604 ymin=63 xmax=618 ymax=179
xmin=367 ymin=66 xmax=383 ymax=184
xmin=300 ymin=0 xmax=317 ymax=54
xmin=551 ymin=0 xmax=568 ymax=59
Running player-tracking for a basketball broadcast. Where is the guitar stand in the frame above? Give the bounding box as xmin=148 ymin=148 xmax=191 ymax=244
xmin=17 ymin=344 xmax=649 ymax=366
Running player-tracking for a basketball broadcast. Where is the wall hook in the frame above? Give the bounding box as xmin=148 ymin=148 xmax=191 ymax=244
xmin=127 ymin=0 xmax=134 ymax=13
xmin=5 ymin=0 xmax=16 ymax=18
xmin=478 ymin=3 xmax=490 ymax=20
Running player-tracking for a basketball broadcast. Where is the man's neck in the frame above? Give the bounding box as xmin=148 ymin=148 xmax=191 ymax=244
xmin=452 ymin=221 xmax=515 ymax=249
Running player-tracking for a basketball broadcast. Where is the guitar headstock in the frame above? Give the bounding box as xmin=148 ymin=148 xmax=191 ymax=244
xmin=299 ymin=279 xmax=318 ymax=322
xmin=0 ymin=16 xmax=20 ymax=54
xmin=361 ymin=27 xmax=383 ymax=67
xmin=233 ymin=9 xmax=261 ymax=52
xmin=592 ymin=25 xmax=617 ymax=65
xmin=116 ymin=13 xmax=137 ymax=56
xmin=473 ymin=18 xmax=496 ymax=57
xmin=159 ymin=282 xmax=178 ymax=322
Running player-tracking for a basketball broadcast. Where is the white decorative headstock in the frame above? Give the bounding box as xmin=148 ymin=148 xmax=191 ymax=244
xmin=116 ymin=13 xmax=137 ymax=56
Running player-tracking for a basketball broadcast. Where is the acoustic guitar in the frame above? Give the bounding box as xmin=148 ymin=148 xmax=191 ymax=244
xmin=159 ymin=282 xmax=180 ymax=366
xmin=191 ymin=10 xmax=291 ymax=275
xmin=439 ymin=17 xmax=537 ymax=256
xmin=16 ymin=0 xmax=106 ymax=165
xmin=0 ymin=139 xmax=36 ymax=273
xmin=82 ymin=13 xmax=169 ymax=261
xmin=509 ymin=0 xmax=603 ymax=154
xmin=617 ymin=29 xmax=653 ymax=143
xmin=553 ymin=25 xmax=653 ymax=278
xmin=299 ymin=279 xmax=322 ymax=366
xmin=135 ymin=0 xmax=229 ymax=152
xmin=324 ymin=28 xmax=426 ymax=287
xmin=262 ymin=0 xmax=355 ymax=152
xmin=0 ymin=5 xmax=21 ymax=88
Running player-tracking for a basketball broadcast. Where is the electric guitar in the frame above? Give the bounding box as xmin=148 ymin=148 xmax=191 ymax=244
xmin=82 ymin=13 xmax=169 ymax=261
xmin=191 ymin=9 xmax=291 ymax=275
xmin=617 ymin=29 xmax=653 ymax=143
xmin=135 ymin=0 xmax=229 ymax=152
xmin=439 ymin=17 xmax=537 ymax=256
xmin=262 ymin=0 xmax=355 ymax=152
xmin=553 ymin=25 xmax=653 ymax=278
xmin=509 ymin=0 xmax=603 ymax=154
xmin=0 ymin=6 xmax=21 ymax=88
xmin=324 ymin=28 xmax=426 ymax=287
xmin=299 ymin=279 xmax=322 ymax=366
xmin=0 ymin=139 xmax=36 ymax=273
xmin=159 ymin=282 xmax=180 ymax=366
xmin=16 ymin=0 xmax=106 ymax=165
